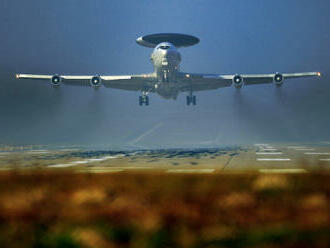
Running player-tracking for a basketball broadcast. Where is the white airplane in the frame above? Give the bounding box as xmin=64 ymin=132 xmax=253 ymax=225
xmin=16 ymin=33 xmax=321 ymax=106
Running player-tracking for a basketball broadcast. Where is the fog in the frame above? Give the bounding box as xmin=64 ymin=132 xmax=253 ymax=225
xmin=0 ymin=0 xmax=329 ymax=149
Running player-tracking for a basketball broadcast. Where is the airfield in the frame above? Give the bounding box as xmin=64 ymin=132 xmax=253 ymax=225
xmin=0 ymin=144 xmax=329 ymax=248
xmin=1 ymin=143 xmax=330 ymax=173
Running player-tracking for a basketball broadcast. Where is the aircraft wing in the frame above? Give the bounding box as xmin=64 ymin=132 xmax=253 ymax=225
xmin=16 ymin=73 xmax=157 ymax=91
xmin=241 ymin=72 xmax=320 ymax=85
xmin=178 ymin=72 xmax=321 ymax=92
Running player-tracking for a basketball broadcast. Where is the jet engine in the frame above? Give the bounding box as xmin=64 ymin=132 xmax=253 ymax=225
xmin=233 ymin=74 xmax=243 ymax=88
xmin=51 ymin=75 xmax=61 ymax=86
xmin=273 ymin=73 xmax=284 ymax=87
xmin=90 ymin=76 xmax=102 ymax=87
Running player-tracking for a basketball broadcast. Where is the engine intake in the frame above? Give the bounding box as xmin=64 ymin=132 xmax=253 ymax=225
xmin=90 ymin=76 xmax=102 ymax=87
xmin=233 ymin=74 xmax=243 ymax=88
xmin=274 ymin=73 xmax=284 ymax=87
xmin=51 ymin=75 xmax=61 ymax=86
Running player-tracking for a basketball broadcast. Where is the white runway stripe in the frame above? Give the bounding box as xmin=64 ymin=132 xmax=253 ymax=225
xmin=295 ymin=148 xmax=315 ymax=151
xmin=77 ymin=169 xmax=124 ymax=173
xmin=305 ymin=152 xmax=330 ymax=155
xmin=256 ymin=152 xmax=283 ymax=155
xmin=287 ymin=146 xmax=306 ymax=149
xmin=48 ymin=163 xmax=76 ymax=168
xmin=86 ymin=155 xmax=125 ymax=162
xmin=259 ymin=169 xmax=307 ymax=173
xmin=26 ymin=150 xmax=50 ymax=154
xmin=257 ymin=158 xmax=291 ymax=161
xmin=319 ymin=159 xmax=330 ymax=161
xmin=48 ymin=155 xmax=125 ymax=168
xmin=259 ymin=149 xmax=278 ymax=151
xmin=71 ymin=161 xmax=89 ymax=164
xmin=167 ymin=169 xmax=215 ymax=174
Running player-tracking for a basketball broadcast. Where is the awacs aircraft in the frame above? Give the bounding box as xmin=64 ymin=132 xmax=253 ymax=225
xmin=16 ymin=33 xmax=321 ymax=106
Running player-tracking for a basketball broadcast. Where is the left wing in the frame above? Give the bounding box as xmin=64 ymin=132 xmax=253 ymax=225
xmin=16 ymin=73 xmax=157 ymax=91
xmin=178 ymin=72 xmax=321 ymax=92
xmin=241 ymin=72 xmax=320 ymax=85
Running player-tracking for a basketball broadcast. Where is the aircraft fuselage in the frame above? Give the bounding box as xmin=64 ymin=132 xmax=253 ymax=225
xmin=150 ymin=42 xmax=182 ymax=99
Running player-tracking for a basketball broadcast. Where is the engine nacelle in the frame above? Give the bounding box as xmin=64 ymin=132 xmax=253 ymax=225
xmin=90 ymin=76 xmax=102 ymax=87
xmin=51 ymin=75 xmax=61 ymax=86
xmin=273 ymin=73 xmax=284 ymax=87
xmin=233 ymin=74 xmax=243 ymax=88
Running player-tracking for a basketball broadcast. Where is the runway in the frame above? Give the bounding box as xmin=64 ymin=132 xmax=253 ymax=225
xmin=0 ymin=143 xmax=330 ymax=173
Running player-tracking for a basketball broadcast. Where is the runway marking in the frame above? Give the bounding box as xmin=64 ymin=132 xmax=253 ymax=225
xmin=287 ymin=146 xmax=307 ymax=149
xmin=259 ymin=149 xmax=278 ymax=151
xmin=256 ymin=152 xmax=283 ymax=155
xmin=167 ymin=169 xmax=215 ymax=174
xmin=71 ymin=161 xmax=89 ymax=164
xmin=48 ymin=155 xmax=125 ymax=168
xmin=76 ymin=169 xmax=124 ymax=173
xmin=48 ymin=163 xmax=77 ymax=168
xmin=295 ymin=148 xmax=315 ymax=151
xmin=259 ymin=169 xmax=307 ymax=174
xmin=85 ymin=155 xmax=125 ymax=162
xmin=257 ymin=158 xmax=291 ymax=161
xmin=26 ymin=150 xmax=50 ymax=154
xmin=304 ymin=152 xmax=330 ymax=155
xmin=319 ymin=159 xmax=330 ymax=161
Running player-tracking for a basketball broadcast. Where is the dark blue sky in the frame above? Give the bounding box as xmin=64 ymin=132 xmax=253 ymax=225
xmin=0 ymin=0 xmax=329 ymax=148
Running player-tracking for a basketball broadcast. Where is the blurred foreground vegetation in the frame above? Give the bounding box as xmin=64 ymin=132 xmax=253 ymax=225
xmin=0 ymin=171 xmax=329 ymax=248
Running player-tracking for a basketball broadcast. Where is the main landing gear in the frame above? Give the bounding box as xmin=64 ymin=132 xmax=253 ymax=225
xmin=139 ymin=95 xmax=149 ymax=106
xmin=186 ymin=95 xmax=196 ymax=106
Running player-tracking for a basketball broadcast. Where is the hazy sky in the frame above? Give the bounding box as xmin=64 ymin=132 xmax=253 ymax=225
xmin=0 ymin=0 xmax=329 ymax=148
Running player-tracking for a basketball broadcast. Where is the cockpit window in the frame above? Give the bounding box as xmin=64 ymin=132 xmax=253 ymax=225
xmin=159 ymin=45 xmax=170 ymax=50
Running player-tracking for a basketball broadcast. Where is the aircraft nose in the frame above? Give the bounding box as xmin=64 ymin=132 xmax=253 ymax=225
xmin=160 ymin=48 xmax=170 ymax=55
xmin=165 ymin=50 xmax=179 ymax=59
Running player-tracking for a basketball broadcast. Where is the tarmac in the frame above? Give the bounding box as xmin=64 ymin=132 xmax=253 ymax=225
xmin=1 ymin=143 xmax=330 ymax=174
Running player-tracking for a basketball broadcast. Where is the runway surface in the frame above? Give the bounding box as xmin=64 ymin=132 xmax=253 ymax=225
xmin=1 ymin=143 xmax=330 ymax=173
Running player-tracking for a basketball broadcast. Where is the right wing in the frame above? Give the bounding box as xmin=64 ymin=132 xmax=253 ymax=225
xmin=16 ymin=73 xmax=157 ymax=91
xmin=178 ymin=72 xmax=321 ymax=92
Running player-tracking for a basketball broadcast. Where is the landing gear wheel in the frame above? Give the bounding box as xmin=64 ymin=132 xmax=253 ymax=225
xmin=186 ymin=95 xmax=197 ymax=106
xmin=192 ymin=95 xmax=196 ymax=105
xmin=186 ymin=96 xmax=191 ymax=106
xmin=139 ymin=95 xmax=149 ymax=106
